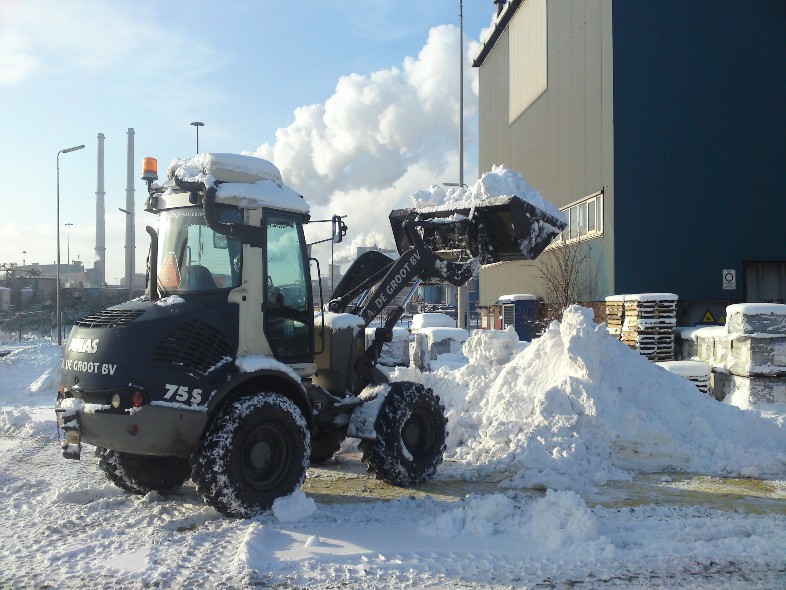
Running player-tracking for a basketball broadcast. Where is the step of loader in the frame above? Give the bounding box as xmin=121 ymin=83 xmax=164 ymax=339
xmin=389 ymin=195 xmax=567 ymax=265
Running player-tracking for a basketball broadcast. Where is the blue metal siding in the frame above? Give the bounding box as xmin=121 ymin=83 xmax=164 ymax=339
xmin=612 ymin=0 xmax=786 ymax=300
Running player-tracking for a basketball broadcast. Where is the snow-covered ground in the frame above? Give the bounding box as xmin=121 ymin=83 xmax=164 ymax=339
xmin=2 ymin=306 xmax=786 ymax=589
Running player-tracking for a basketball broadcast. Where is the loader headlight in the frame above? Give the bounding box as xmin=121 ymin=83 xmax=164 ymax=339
xmin=111 ymin=394 xmax=121 ymax=409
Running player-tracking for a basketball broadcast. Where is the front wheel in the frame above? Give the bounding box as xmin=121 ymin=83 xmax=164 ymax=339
xmin=358 ymin=382 xmax=447 ymax=486
xmin=97 ymin=448 xmax=191 ymax=494
xmin=192 ymin=393 xmax=311 ymax=518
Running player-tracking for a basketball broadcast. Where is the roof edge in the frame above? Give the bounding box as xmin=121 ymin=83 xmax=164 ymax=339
xmin=472 ymin=0 xmax=523 ymax=68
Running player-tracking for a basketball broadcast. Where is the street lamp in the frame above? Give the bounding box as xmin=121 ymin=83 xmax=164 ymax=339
xmin=190 ymin=121 xmax=204 ymax=153
xmin=57 ymin=144 xmax=85 ymax=346
xmin=458 ymin=0 xmax=464 ymax=187
xmin=456 ymin=1 xmax=468 ymax=329
xmin=65 ymin=223 xmax=73 ymax=287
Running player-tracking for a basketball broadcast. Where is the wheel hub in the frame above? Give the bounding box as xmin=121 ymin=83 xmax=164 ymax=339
xmin=402 ymin=409 xmax=435 ymax=460
xmin=241 ymin=424 xmax=289 ymax=491
xmin=249 ymin=440 xmax=272 ymax=470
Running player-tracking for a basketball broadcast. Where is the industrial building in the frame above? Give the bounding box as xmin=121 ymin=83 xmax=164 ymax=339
xmin=474 ymin=0 xmax=786 ymax=325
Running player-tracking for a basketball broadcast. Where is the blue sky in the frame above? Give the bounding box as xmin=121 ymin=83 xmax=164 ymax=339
xmin=0 ymin=0 xmax=495 ymax=281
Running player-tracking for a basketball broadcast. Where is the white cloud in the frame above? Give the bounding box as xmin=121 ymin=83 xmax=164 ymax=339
xmin=251 ymin=25 xmax=479 ymax=266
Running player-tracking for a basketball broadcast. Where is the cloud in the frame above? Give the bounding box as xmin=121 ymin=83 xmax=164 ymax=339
xmin=250 ymin=25 xmax=480 ymax=265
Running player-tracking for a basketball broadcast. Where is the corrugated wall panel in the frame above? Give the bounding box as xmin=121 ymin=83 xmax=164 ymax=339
xmin=477 ymin=0 xmax=615 ymax=306
xmin=509 ymin=0 xmax=548 ymax=123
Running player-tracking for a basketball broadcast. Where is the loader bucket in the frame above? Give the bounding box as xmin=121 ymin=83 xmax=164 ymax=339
xmin=389 ymin=195 xmax=567 ymax=265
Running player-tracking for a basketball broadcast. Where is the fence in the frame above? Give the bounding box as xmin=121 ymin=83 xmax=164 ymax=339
xmin=0 ymin=311 xmax=54 ymax=341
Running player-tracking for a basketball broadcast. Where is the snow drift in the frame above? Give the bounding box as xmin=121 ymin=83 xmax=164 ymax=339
xmin=393 ymin=306 xmax=786 ymax=490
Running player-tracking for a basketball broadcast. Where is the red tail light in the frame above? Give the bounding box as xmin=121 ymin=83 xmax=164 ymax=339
xmin=131 ymin=391 xmax=144 ymax=408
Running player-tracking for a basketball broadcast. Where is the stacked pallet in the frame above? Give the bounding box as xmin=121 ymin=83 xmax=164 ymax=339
xmin=708 ymin=303 xmax=786 ymax=403
xmin=657 ymin=361 xmax=712 ymax=395
xmin=604 ymin=295 xmax=626 ymax=339
xmin=620 ymin=293 xmax=678 ymax=361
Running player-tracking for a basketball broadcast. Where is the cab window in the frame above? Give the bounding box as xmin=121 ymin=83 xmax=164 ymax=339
xmin=264 ymin=212 xmax=312 ymax=359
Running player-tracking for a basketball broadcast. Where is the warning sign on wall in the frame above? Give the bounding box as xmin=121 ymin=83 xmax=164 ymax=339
xmin=722 ymin=269 xmax=736 ymax=290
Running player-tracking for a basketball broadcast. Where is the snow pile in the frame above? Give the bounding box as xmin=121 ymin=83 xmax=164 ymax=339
xmin=425 ymin=491 xmax=612 ymax=553
xmin=395 ymin=306 xmax=786 ymax=489
xmin=411 ymin=164 xmax=566 ymax=222
xmin=167 ymin=153 xmax=282 ymax=185
xmin=314 ymin=312 xmax=365 ymax=332
xmin=462 ymin=326 xmax=524 ymax=366
xmin=215 ymin=180 xmax=308 ymax=214
xmin=0 ymin=341 xmax=62 ymax=406
xmin=348 ymin=384 xmax=391 ymax=439
xmin=272 ymin=488 xmax=317 ymax=522
xmin=166 ymin=152 xmax=309 ymax=214
xmin=0 ymin=408 xmax=32 ymax=430
xmin=236 ymin=355 xmax=301 ymax=383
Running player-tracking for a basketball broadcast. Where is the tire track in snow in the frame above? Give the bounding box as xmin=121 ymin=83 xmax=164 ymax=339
xmin=149 ymin=518 xmax=252 ymax=588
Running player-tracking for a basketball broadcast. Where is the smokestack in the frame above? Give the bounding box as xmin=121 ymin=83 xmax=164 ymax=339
xmin=95 ymin=133 xmax=106 ymax=287
xmin=125 ymin=128 xmax=135 ymax=297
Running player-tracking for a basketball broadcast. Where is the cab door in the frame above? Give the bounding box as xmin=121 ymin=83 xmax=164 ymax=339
xmin=263 ymin=211 xmax=314 ymax=362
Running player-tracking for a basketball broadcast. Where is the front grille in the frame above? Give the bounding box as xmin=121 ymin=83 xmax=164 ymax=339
xmin=153 ymin=319 xmax=234 ymax=375
xmin=76 ymin=309 xmax=145 ymax=328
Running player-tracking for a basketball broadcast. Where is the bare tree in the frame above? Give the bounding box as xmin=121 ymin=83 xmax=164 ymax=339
xmin=535 ymin=240 xmax=599 ymax=315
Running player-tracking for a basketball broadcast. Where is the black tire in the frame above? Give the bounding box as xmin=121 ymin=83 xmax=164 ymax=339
xmin=310 ymin=426 xmax=347 ymax=464
xmin=97 ymin=448 xmax=191 ymax=494
xmin=192 ymin=393 xmax=310 ymax=518
xmin=359 ymin=381 xmax=447 ymax=486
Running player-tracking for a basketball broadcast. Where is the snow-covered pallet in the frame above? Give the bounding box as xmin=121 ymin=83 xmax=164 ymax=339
xmin=683 ymin=304 xmax=786 ymax=401
xmin=657 ymin=361 xmax=712 ymax=396
xmin=604 ymin=295 xmax=626 ymax=335
xmin=726 ymin=303 xmax=786 ymax=336
xmin=616 ymin=293 xmax=678 ymax=361
xmin=411 ymin=327 xmax=469 ymax=372
xmin=713 ymin=371 xmax=786 ymax=404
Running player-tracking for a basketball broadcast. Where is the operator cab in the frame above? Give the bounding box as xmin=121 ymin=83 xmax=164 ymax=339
xmin=144 ymin=164 xmax=314 ymax=364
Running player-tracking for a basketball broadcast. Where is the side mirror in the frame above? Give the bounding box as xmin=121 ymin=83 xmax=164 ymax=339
xmin=332 ymin=215 xmax=348 ymax=244
xmin=213 ymin=233 xmax=228 ymax=249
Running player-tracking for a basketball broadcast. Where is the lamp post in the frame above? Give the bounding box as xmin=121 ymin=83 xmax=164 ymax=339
xmin=64 ymin=223 xmax=73 ymax=287
xmin=457 ymin=1 xmax=468 ymax=328
xmin=459 ymin=0 xmax=464 ymax=188
xmin=57 ymin=144 xmax=85 ymax=346
xmin=190 ymin=121 xmax=204 ymax=153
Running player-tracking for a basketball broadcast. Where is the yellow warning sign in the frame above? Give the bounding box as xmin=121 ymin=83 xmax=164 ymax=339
xmin=701 ymin=310 xmax=716 ymax=324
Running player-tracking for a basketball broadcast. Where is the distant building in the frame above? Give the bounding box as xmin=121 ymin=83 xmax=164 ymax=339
xmin=474 ymin=0 xmax=786 ymax=324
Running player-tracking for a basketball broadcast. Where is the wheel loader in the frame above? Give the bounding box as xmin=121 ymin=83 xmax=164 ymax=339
xmin=55 ymin=153 xmax=565 ymax=517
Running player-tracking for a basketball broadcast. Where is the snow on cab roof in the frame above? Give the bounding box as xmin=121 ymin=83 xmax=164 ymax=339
xmin=167 ymin=153 xmax=310 ymax=214
xmin=410 ymin=164 xmax=567 ymax=223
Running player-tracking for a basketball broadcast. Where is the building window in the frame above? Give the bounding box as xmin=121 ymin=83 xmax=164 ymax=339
xmin=552 ymin=191 xmax=604 ymax=246
xmin=509 ymin=0 xmax=548 ymax=122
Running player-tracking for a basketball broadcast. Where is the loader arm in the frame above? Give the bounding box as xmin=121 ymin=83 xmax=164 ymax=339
xmin=328 ymin=220 xmax=478 ymax=327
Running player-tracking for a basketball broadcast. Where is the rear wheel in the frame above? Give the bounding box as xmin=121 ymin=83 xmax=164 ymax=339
xmin=192 ymin=393 xmax=310 ymax=517
xmin=97 ymin=448 xmax=191 ymax=494
xmin=359 ymin=382 xmax=447 ymax=486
